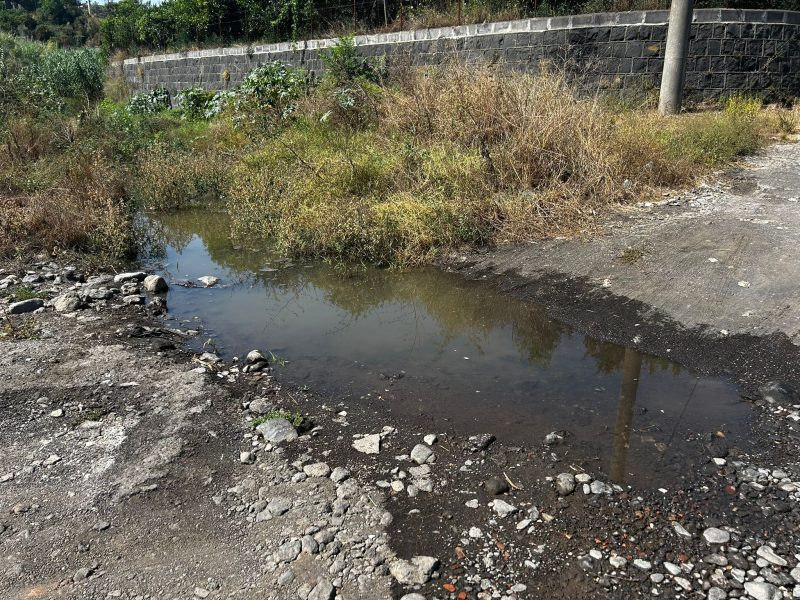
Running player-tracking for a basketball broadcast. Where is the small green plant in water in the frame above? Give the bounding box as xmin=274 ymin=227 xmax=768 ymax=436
xmin=252 ymin=410 xmax=303 ymax=428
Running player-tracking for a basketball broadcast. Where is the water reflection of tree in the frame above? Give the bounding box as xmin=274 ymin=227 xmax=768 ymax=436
xmin=583 ymin=337 xmax=680 ymax=376
xmin=150 ymin=210 xmax=700 ymax=371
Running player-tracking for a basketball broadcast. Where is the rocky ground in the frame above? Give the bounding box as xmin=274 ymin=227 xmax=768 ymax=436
xmin=0 ymin=252 xmax=798 ymax=600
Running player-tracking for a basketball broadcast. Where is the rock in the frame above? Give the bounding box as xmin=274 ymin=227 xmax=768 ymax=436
xmin=423 ymin=434 xmax=437 ymax=445
xmin=53 ymin=293 xmax=81 ymax=312
xmin=49 ymin=409 xmax=63 ymax=418
xmin=143 ymin=274 xmax=168 ymax=293
xmin=113 ymin=272 xmax=146 ymax=284
xmin=468 ymin=527 xmax=482 ymax=538
xmin=467 ymin=433 xmax=495 ymax=452
xmin=484 ymin=476 xmax=509 ymax=496
xmin=491 ymin=499 xmax=517 ymax=518
xmin=674 ymin=577 xmax=692 ymax=591
xmin=8 ymin=299 xmax=44 ymax=314
xmin=256 ymin=418 xmax=298 ymax=444
xmin=790 ymin=566 xmax=800 ymax=583
xmin=663 ymin=562 xmax=681 ymax=576
xmin=707 ymin=587 xmax=727 ymax=600
xmin=702 ymin=527 xmax=730 ymax=545
xmin=303 ymin=462 xmax=331 ymax=478
xmin=759 ymin=381 xmax=798 ymax=405
xmin=743 ymin=582 xmax=780 ymax=600
xmin=400 ymin=595 xmax=427 ymax=600
xmin=330 ymin=467 xmax=349 ymax=483
xmin=756 ymin=545 xmax=787 ymax=567
xmin=194 ymin=588 xmax=210 ymax=598
xmin=122 ymin=295 xmax=144 ymax=305
xmin=197 ymin=275 xmax=220 ymax=287
xmin=73 ymin=567 xmax=93 ymax=581
xmin=575 ymin=473 xmax=592 ymax=484
xmin=590 ymin=480 xmax=612 ymax=495
xmin=276 ymin=539 xmax=301 ymax=563
xmin=239 ymin=451 xmax=254 ymax=464
xmin=307 ymin=579 xmax=335 ymax=600
xmin=410 ymin=444 xmax=434 ymax=464
xmin=246 ymin=350 xmax=267 ymax=365
xmin=672 ymin=522 xmax=692 ymax=538
xmin=555 ymin=473 xmax=576 ymax=496
xmin=352 ymin=434 xmax=381 ymax=454
xmin=42 ymin=454 xmax=61 ymax=466
xmin=633 ymin=559 xmax=651 ymax=570
xmin=544 ymin=431 xmax=565 ymax=445
xmin=609 ymin=555 xmax=627 ymax=569
xmin=248 ymin=398 xmax=274 ymax=415
xmin=389 ymin=556 xmax=438 ymax=585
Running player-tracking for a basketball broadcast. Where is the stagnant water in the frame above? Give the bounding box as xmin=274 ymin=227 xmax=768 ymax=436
xmin=145 ymin=210 xmax=752 ymax=487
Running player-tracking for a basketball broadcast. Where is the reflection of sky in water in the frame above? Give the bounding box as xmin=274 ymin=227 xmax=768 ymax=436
xmin=145 ymin=211 xmax=752 ymax=487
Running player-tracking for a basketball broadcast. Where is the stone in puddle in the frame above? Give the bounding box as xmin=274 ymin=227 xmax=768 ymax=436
xmin=256 ymin=418 xmax=298 ymax=444
xmin=197 ymin=275 xmax=220 ymax=287
xmin=389 ymin=556 xmax=438 ymax=585
xmin=246 ymin=349 xmax=267 ymax=364
xmin=352 ymin=434 xmax=381 ymax=454
xmin=143 ymin=275 xmax=168 ymax=293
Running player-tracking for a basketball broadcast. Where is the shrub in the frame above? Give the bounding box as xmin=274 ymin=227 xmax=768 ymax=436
xmin=229 ymin=62 xmax=308 ymax=132
xmin=127 ymin=86 xmax=171 ymax=114
xmin=132 ymin=141 xmax=230 ymax=211
xmin=176 ymin=86 xmax=216 ymax=119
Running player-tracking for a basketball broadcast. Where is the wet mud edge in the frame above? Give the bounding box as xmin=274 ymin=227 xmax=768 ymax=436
xmin=445 ymin=258 xmax=800 ymax=396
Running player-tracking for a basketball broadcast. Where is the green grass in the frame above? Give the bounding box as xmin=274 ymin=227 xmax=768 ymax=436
xmin=252 ymin=410 xmax=303 ymax=428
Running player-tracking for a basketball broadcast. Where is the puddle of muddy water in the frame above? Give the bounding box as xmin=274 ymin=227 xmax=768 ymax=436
xmin=144 ymin=210 xmax=752 ymax=488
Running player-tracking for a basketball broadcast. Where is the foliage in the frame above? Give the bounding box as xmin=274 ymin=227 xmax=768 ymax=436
xmin=127 ymin=86 xmax=171 ymax=114
xmin=175 ymin=86 xmax=216 ymax=119
xmin=321 ymin=35 xmax=382 ymax=87
xmin=231 ymin=61 xmax=308 ymax=130
xmin=0 ymin=34 xmax=105 ymax=120
xmin=92 ymin=0 xmax=800 ymax=54
xmin=252 ymin=410 xmax=303 ymax=428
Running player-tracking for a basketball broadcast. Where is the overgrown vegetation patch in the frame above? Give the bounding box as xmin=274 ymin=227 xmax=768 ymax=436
xmin=1 ymin=34 xmax=797 ymax=266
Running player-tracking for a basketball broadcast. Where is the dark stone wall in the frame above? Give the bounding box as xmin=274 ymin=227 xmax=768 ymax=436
xmin=115 ymin=9 xmax=800 ymax=101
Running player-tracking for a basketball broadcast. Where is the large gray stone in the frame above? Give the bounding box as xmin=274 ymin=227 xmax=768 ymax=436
xmin=256 ymin=418 xmax=298 ymax=444
xmin=307 ymin=579 xmax=335 ymax=600
xmin=8 ymin=298 xmax=44 ymax=314
xmin=389 ymin=556 xmax=438 ymax=585
xmin=113 ymin=271 xmax=146 ymax=284
xmin=143 ymin=275 xmax=168 ymax=293
xmin=555 ymin=473 xmax=576 ymax=496
xmin=53 ymin=293 xmax=81 ymax=312
xmin=352 ymin=434 xmax=381 ymax=454
xmin=743 ymin=582 xmax=780 ymax=600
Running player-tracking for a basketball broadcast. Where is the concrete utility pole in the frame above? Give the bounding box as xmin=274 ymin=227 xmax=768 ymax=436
xmin=658 ymin=0 xmax=694 ymax=115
